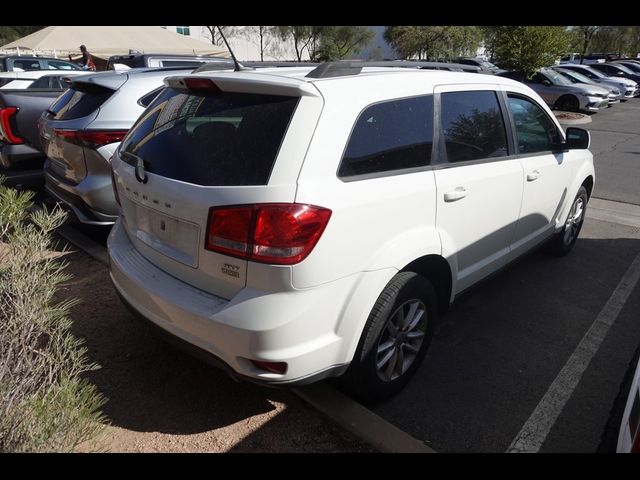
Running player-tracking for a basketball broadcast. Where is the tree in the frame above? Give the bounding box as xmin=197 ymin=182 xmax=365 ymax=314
xmin=484 ymin=26 xmax=573 ymax=78
xmin=571 ymin=26 xmax=601 ymax=63
xmin=384 ymin=26 xmax=482 ymax=61
xmin=0 ymin=26 xmax=44 ymax=46
xmin=204 ymin=26 xmax=239 ymax=47
xmin=276 ymin=26 xmax=324 ymax=61
xmin=313 ymin=26 xmax=374 ymax=61
xmin=256 ymin=26 xmax=273 ymax=62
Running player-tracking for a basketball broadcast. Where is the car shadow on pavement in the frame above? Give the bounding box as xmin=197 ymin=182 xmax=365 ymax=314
xmin=369 ymin=235 xmax=640 ymax=453
xmin=61 ymin=252 xmax=292 ymax=436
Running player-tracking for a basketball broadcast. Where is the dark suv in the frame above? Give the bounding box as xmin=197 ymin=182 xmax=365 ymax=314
xmin=0 ymin=55 xmax=81 ymax=72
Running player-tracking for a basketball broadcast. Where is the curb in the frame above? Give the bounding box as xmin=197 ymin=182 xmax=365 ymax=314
xmin=554 ymin=111 xmax=592 ymax=125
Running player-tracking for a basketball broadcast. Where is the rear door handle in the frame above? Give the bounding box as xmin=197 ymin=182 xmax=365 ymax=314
xmin=444 ymin=186 xmax=468 ymax=202
xmin=527 ymin=170 xmax=541 ymax=181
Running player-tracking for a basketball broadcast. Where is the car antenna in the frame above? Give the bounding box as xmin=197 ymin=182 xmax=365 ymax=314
xmin=216 ymin=26 xmax=251 ymax=72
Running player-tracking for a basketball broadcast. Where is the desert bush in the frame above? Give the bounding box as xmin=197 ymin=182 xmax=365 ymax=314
xmin=0 ymin=179 xmax=105 ymax=452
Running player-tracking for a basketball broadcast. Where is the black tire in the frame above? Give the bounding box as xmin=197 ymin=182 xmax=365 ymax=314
xmin=555 ymin=95 xmax=580 ymax=112
xmin=344 ymin=272 xmax=438 ymax=403
xmin=548 ymin=186 xmax=588 ymax=256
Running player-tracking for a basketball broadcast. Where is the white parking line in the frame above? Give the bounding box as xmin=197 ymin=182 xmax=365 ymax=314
xmin=508 ymin=250 xmax=640 ymax=453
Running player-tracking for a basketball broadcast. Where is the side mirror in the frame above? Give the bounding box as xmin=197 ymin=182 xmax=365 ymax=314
xmin=565 ymin=127 xmax=590 ymax=149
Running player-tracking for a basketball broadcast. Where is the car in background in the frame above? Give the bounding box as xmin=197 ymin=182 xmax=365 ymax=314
xmin=552 ymin=67 xmax=621 ymax=105
xmin=559 ymin=53 xmax=607 ymax=64
xmin=455 ymin=57 xmax=507 ymax=74
xmin=551 ymin=63 xmax=638 ymax=100
xmin=498 ymin=68 xmax=610 ymax=112
xmin=39 ymin=67 xmax=195 ymax=225
xmin=106 ymin=53 xmax=232 ymax=70
xmin=611 ymin=60 xmax=640 ymax=75
xmin=589 ymin=63 xmax=640 ymax=92
xmin=0 ymin=70 xmax=88 ymax=89
xmin=0 ymin=55 xmax=81 ymax=72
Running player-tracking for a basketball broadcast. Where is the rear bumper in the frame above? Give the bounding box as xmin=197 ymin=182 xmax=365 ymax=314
xmin=107 ymin=219 xmax=357 ymax=385
xmin=0 ymin=142 xmax=44 ymax=170
xmin=44 ymin=159 xmax=118 ymax=225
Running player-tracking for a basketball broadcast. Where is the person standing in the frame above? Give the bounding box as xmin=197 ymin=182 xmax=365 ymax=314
xmin=78 ymin=45 xmax=96 ymax=71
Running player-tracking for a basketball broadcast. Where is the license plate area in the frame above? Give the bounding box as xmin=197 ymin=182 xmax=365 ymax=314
xmin=130 ymin=201 xmax=200 ymax=268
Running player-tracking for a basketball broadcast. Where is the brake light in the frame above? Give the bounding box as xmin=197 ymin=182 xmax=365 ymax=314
xmin=205 ymin=204 xmax=331 ymax=265
xmin=53 ymin=129 xmax=128 ymax=148
xmin=248 ymin=360 xmax=288 ymax=375
xmin=0 ymin=107 xmax=24 ymax=145
xmin=183 ymin=77 xmax=221 ymax=92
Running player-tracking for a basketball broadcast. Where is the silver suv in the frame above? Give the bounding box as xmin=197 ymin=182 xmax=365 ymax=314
xmin=39 ymin=67 xmax=193 ymax=225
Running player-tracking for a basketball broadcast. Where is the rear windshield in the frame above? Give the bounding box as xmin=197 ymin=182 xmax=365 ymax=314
xmin=119 ymin=87 xmax=299 ymax=186
xmin=48 ymin=83 xmax=115 ymax=120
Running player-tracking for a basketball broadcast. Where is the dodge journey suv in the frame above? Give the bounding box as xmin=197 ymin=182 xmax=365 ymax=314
xmin=108 ymin=62 xmax=595 ymax=401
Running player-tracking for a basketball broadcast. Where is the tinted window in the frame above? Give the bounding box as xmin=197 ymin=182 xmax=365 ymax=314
xmin=138 ymin=86 xmax=163 ymax=107
xmin=29 ymin=75 xmax=65 ymax=89
xmin=508 ymin=94 xmax=561 ymax=154
xmin=12 ymin=59 xmax=41 ymax=71
xmin=159 ymin=60 xmax=206 ymax=68
xmin=47 ymin=60 xmax=79 ymax=70
xmin=339 ymin=96 xmax=433 ymax=178
xmin=119 ymin=88 xmax=299 ymax=186
xmin=49 ymin=83 xmax=115 ymax=120
xmin=440 ymin=91 xmax=508 ymax=163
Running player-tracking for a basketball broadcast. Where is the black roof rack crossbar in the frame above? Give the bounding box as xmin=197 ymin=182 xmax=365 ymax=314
xmin=305 ymin=60 xmax=482 ymax=79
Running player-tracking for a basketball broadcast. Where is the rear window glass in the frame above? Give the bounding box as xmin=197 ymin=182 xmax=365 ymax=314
xmin=48 ymin=84 xmax=115 ymax=120
xmin=119 ymin=88 xmax=299 ymax=186
xmin=338 ymin=95 xmax=434 ymax=178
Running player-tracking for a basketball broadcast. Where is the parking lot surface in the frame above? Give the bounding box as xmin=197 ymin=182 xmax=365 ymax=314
xmin=368 ymin=99 xmax=640 ymax=452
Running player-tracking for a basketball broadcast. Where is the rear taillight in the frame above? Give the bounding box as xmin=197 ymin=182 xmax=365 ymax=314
xmin=183 ymin=77 xmax=221 ymax=92
xmin=53 ymin=129 xmax=128 ymax=148
xmin=0 ymin=107 xmax=24 ymax=145
xmin=205 ymin=204 xmax=332 ymax=265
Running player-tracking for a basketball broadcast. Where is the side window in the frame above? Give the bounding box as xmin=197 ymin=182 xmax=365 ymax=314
xmin=28 ymin=76 xmax=53 ymax=89
xmin=12 ymin=59 xmax=42 ymax=71
xmin=47 ymin=60 xmax=76 ymax=70
xmin=508 ymin=94 xmax=561 ymax=154
xmin=138 ymin=86 xmax=164 ymax=107
xmin=440 ymin=90 xmax=508 ymax=163
xmin=338 ymin=95 xmax=434 ymax=178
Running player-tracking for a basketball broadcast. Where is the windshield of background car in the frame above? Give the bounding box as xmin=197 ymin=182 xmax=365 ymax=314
xmin=557 ymin=69 xmax=594 ymax=84
xmin=119 ymin=87 xmax=299 ymax=186
xmin=544 ymin=69 xmax=573 ymax=86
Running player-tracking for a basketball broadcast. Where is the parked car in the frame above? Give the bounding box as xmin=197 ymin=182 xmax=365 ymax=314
xmin=106 ymin=53 xmax=231 ymax=70
xmin=0 ymin=55 xmax=81 ymax=72
xmin=589 ymin=63 xmax=640 ymax=92
xmin=552 ymin=67 xmax=621 ymax=105
xmin=611 ymin=60 xmax=640 ymax=74
xmin=108 ymin=63 xmax=594 ymax=401
xmin=616 ymin=346 xmax=640 ymax=452
xmin=39 ymin=67 xmax=194 ymax=225
xmin=0 ymin=87 xmax=73 ymax=179
xmin=558 ymin=63 xmax=639 ymax=99
xmin=455 ymin=57 xmax=507 ymax=74
xmin=498 ymin=68 xmax=610 ymax=112
xmin=0 ymin=70 xmax=88 ymax=90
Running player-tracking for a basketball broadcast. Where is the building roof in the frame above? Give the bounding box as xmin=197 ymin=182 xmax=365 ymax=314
xmin=0 ymin=26 xmax=230 ymax=59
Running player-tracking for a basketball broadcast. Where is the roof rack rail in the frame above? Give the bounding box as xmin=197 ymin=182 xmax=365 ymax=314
xmin=305 ymin=60 xmax=482 ymax=79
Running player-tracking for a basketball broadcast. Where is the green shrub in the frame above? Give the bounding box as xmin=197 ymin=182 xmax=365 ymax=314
xmin=0 ymin=179 xmax=106 ymax=452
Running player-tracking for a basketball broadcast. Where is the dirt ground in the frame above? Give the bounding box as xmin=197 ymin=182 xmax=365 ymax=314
xmin=55 ymin=246 xmax=373 ymax=453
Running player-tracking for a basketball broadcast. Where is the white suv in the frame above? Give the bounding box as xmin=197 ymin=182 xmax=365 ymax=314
xmin=108 ymin=63 xmax=595 ymax=402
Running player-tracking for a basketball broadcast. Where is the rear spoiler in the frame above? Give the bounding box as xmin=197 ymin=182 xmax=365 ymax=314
xmin=164 ymin=74 xmax=321 ymax=98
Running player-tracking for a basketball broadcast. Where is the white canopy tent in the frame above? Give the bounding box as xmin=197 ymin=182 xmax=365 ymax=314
xmin=0 ymin=26 xmax=230 ymax=59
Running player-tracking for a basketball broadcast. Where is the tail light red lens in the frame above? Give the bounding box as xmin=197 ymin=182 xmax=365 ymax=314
xmin=0 ymin=107 xmax=24 ymax=145
xmin=206 ymin=206 xmax=253 ymax=257
xmin=183 ymin=77 xmax=221 ymax=92
xmin=205 ymin=204 xmax=331 ymax=265
xmin=53 ymin=129 xmax=128 ymax=148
